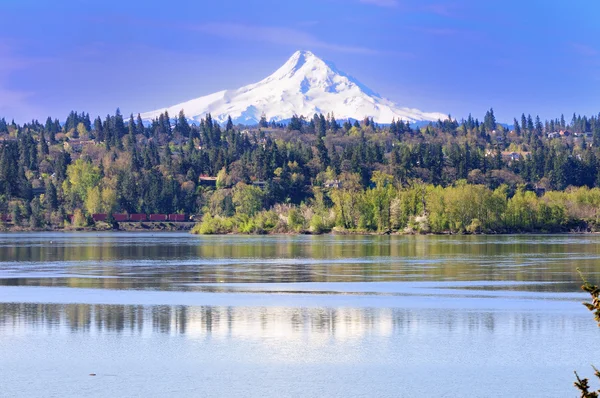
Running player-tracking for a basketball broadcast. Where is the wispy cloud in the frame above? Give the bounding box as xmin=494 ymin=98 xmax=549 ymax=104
xmin=424 ymin=3 xmax=462 ymax=18
xmin=189 ymin=22 xmax=380 ymax=55
xmin=358 ymin=1 xmax=464 ymax=17
xmin=0 ymin=40 xmax=45 ymax=121
xmin=410 ymin=26 xmax=460 ymax=36
xmin=359 ymin=0 xmax=399 ymax=7
xmin=296 ymin=20 xmax=320 ymax=27
xmin=571 ymin=42 xmax=598 ymax=57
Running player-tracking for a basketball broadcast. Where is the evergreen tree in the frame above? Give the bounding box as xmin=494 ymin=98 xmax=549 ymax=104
xmin=513 ymin=118 xmax=521 ymax=136
xmin=136 ymin=114 xmax=145 ymax=136
xmin=259 ymin=113 xmax=268 ymax=128
xmin=114 ymin=108 xmax=126 ymax=138
xmin=45 ymin=181 xmax=58 ymax=210
xmin=177 ymin=110 xmax=191 ymax=137
xmin=484 ymin=108 xmax=497 ymax=131
xmin=225 ymin=116 xmax=234 ymax=132
xmin=127 ymin=114 xmax=136 ymax=147
xmin=40 ymin=131 xmax=49 ymax=156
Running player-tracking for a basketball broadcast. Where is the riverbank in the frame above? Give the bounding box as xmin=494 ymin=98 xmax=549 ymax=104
xmin=0 ymin=221 xmax=597 ymax=235
xmin=0 ymin=221 xmax=195 ymax=233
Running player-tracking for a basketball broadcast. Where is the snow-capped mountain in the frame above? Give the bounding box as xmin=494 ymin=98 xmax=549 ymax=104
xmin=140 ymin=50 xmax=447 ymax=125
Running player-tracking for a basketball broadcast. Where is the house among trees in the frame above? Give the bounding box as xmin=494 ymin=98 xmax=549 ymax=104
xmin=502 ymin=152 xmax=523 ymax=162
xmin=199 ymin=176 xmax=218 ymax=187
xmin=324 ymin=179 xmax=342 ymax=189
xmin=251 ymin=181 xmax=268 ymax=189
xmin=547 ymin=132 xmax=560 ymax=139
xmin=64 ymin=139 xmax=95 ymax=152
xmin=574 ymin=131 xmax=593 ymax=139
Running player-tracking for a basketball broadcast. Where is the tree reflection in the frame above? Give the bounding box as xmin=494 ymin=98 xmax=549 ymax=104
xmin=1 ymin=234 xmax=598 ymax=292
xmin=0 ymin=303 xmax=591 ymax=339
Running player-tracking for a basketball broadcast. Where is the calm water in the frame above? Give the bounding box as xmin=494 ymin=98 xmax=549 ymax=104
xmin=1 ymin=233 xmax=600 ymax=397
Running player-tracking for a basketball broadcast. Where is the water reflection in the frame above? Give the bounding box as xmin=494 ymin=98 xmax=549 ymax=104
xmin=0 ymin=233 xmax=599 ymax=291
xmin=0 ymin=302 xmax=592 ymax=338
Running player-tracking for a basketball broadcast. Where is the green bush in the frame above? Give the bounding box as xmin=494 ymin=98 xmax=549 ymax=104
xmin=310 ymin=214 xmax=326 ymax=234
xmin=287 ymin=207 xmax=305 ymax=232
xmin=191 ymin=214 xmax=234 ymax=234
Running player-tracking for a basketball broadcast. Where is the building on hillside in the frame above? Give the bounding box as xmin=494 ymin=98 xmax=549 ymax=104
xmin=547 ymin=132 xmax=560 ymax=139
xmin=199 ymin=176 xmax=218 ymax=187
xmin=252 ymin=181 xmax=268 ymax=189
xmin=324 ymin=179 xmax=342 ymax=189
xmin=506 ymin=152 xmax=522 ymax=162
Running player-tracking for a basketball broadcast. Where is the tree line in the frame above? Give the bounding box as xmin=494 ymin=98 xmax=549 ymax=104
xmin=0 ymin=107 xmax=600 ymax=232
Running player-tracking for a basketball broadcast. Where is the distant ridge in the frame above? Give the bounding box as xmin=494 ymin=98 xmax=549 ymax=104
xmin=141 ymin=50 xmax=447 ymax=125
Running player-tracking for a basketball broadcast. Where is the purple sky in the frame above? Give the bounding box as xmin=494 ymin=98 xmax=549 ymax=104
xmin=1 ymin=0 xmax=599 ymax=123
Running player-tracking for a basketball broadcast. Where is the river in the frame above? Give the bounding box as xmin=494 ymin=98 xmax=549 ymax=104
xmin=0 ymin=233 xmax=599 ymax=397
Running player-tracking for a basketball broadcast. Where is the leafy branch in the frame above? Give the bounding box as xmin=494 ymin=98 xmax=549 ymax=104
xmin=574 ymin=268 xmax=600 ymax=397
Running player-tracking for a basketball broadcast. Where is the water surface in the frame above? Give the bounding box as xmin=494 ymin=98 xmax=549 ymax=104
xmin=1 ymin=233 xmax=599 ymax=397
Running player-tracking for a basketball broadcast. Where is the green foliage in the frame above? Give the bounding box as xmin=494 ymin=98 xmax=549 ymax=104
xmin=232 ymin=182 xmax=263 ymax=216
xmin=3 ymin=107 xmax=600 ymax=232
xmin=309 ymin=214 xmax=326 ymax=234
xmin=287 ymin=207 xmax=305 ymax=231
xmin=191 ymin=213 xmax=234 ymax=235
xmin=574 ymin=270 xmax=600 ymax=397
xmin=71 ymin=208 xmax=87 ymax=227
xmin=64 ymin=158 xmax=101 ymax=205
xmin=192 ymin=210 xmax=281 ymax=235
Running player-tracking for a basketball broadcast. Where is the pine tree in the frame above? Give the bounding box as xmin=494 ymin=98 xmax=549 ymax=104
xmin=535 ymin=115 xmax=543 ymax=135
xmin=93 ymin=117 xmax=103 ymax=142
xmin=0 ymin=118 xmax=7 ymax=134
xmin=45 ymin=181 xmax=58 ymax=210
xmin=136 ymin=114 xmax=145 ymax=136
xmin=114 ymin=108 xmax=126 ymax=138
xmin=484 ymin=108 xmax=497 ymax=131
xmin=259 ymin=113 xmax=268 ymax=128
xmin=177 ymin=110 xmax=191 ymax=137
xmin=521 ymin=114 xmax=527 ymax=132
xmin=127 ymin=114 xmax=136 ymax=147
xmin=527 ymin=115 xmax=534 ymax=131
xmin=330 ymin=113 xmax=339 ymax=132
xmin=40 ymin=131 xmax=49 ymax=156
xmin=513 ymin=118 xmax=521 ymax=136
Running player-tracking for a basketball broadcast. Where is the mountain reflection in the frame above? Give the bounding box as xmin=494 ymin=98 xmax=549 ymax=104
xmin=0 ymin=303 xmax=589 ymax=338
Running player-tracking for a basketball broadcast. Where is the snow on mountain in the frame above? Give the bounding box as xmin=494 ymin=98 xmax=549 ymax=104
xmin=140 ymin=50 xmax=447 ymax=125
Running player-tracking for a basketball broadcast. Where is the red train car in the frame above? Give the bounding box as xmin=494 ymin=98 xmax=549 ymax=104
xmin=130 ymin=213 xmax=147 ymax=222
xmin=168 ymin=214 xmax=188 ymax=222
xmin=92 ymin=213 xmax=107 ymax=222
xmin=112 ymin=214 xmax=129 ymax=222
xmin=149 ymin=214 xmax=168 ymax=221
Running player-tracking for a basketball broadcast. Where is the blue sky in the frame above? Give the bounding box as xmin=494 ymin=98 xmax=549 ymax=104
xmin=1 ymin=0 xmax=599 ymax=123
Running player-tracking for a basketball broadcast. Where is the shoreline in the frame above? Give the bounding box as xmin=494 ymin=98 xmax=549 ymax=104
xmin=0 ymin=226 xmax=598 ymax=236
xmin=0 ymin=221 xmax=195 ymax=233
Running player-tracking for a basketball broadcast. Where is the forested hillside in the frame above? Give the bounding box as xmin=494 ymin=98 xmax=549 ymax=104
xmin=1 ymin=108 xmax=600 ymax=233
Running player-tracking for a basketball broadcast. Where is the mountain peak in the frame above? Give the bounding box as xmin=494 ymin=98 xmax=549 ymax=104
xmin=140 ymin=50 xmax=447 ymax=125
xmin=269 ymin=50 xmax=329 ymax=81
xmin=291 ymin=49 xmax=317 ymax=59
